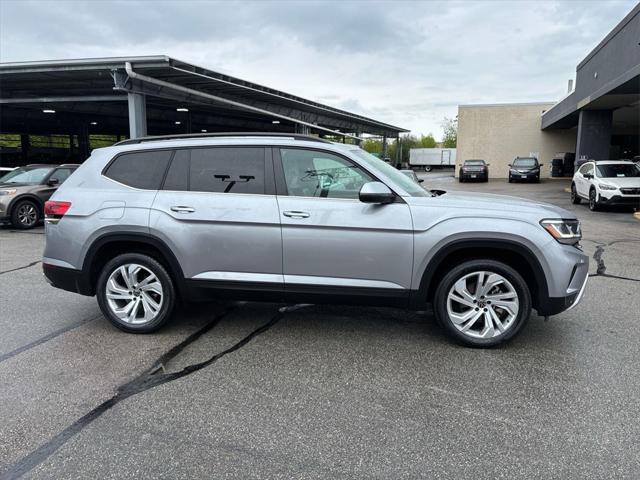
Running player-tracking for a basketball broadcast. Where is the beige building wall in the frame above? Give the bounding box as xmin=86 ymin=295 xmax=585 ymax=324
xmin=457 ymin=103 xmax=577 ymax=178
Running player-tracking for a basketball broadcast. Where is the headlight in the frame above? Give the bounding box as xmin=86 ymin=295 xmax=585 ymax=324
xmin=540 ymin=219 xmax=581 ymax=245
xmin=0 ymin=189 xmax=17 ymax=196
xmin=598 ymin=183 xmax=617 ymax=191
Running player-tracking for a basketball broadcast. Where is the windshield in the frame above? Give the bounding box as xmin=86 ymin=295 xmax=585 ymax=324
xmin=0 ymin=166 xmax=53 ymax=184
xmin=596 ymin=164 xmax=640 ymax=178
xmin=513 ymin=158 xmax=537 ymax=167
xmin=464 ymin=160 xmax=485 ymax=166
xmin=351 ymin=149 xmax=429 ymax=197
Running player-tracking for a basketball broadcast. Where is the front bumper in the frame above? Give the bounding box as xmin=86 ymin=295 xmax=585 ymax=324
xmin=510 ymin=171 xmax=539 ymax=181
xmin=598 ymin=194 xmax=640 ymax=207
xmin=461 ymin=171 xmax=487 ymax=180
xmin=536 ymin=252 xmax=589 ymax=316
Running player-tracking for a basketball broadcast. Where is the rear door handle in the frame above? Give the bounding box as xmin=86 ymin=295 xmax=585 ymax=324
xmin=170 ymin=206 xmax=195 ymax=213
xmin=283 ymin=210 xmax=310 ymax=219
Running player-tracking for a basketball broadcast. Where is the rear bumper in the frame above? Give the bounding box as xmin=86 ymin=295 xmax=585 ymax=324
xmin=509 ymin=172 xmax=539 ymax=181
xmin=43 ymin=263 xmax=93 ymax=296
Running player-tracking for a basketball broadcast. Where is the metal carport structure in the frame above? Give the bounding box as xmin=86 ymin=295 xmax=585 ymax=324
xmin=0 ymin=56 xmax=408 ymax=164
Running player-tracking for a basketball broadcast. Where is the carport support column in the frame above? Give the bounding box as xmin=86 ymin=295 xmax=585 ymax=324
xmin=127 ymin=92 xmax=147 ymax=139
xmin=575 ymin=110 xmax=612 ymax=161
xmin=20 ymin=134 xmax=30 ymax=162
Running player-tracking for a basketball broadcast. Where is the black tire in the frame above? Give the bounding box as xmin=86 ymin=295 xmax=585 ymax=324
xmin=425 ymin=166 xmax=432 ymax=172
xmin=433 ymin=259 xmax=532 ymax=347
xmin=589 ymin=188 xmax=599 ymax=211
xmin=571 ymin=183 xmax=581 ymax=204
xmin=96 ymin=253 xmax=176 ymax=333
xmin=508 ymin=176 xmax=513 ymax=183
xmin=459 ymin=176 xmax=464 ymax=183
xmin=10 ymin=199 xmax=40 ymax=229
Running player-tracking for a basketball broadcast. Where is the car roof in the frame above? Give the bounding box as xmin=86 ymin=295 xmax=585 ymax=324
xmin=589 ymin=160 xmax=635 ymax=165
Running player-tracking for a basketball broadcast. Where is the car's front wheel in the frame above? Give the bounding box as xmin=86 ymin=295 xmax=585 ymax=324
xmin=434 ymin=260 xmax=532 ymax=347
xmin=97 ymin=253 xmax=176 ymax=333
xmin=571 ymin=183 xmax=581 ymax=204
xmin=11 ymin=199 xmax=40 ymax=229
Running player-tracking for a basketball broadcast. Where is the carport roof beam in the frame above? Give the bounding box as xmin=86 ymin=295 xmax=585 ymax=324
xmin=121 ymin=62 xmax=361 ymax=140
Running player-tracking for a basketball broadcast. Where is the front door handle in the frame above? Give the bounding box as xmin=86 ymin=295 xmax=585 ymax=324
xmin=170 ymin=206 xmax=195 ymax=213
xmin=283 ymin=210 xmax=310 ymax=219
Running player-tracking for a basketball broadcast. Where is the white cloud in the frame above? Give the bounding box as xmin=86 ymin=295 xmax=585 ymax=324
xmin=0 ymin=0 xmax=635 ymax=138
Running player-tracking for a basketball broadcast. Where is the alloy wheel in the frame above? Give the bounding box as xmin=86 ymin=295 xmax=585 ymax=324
xmin=446 ymin=270 xmax=519 ymax=339
xmin=105 ymin=263 xmax=164 ymax=325
xmin=17 ymin=203 xmax=37 ymax=227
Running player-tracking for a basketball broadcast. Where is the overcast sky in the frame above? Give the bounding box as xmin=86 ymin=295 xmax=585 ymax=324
xmin=0 ymin=0 xmax=636 ymax=138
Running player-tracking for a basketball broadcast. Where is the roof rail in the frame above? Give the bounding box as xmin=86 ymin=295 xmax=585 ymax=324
xmin=114 ymin=132 xmax=333 ymax=146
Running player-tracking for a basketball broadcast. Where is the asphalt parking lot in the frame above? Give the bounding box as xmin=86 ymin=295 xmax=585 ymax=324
xmin=1 ymin=176 xmax=639 ymax=479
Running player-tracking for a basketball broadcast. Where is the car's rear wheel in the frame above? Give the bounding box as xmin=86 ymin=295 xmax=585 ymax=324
xmin=425 ymin=166 xmax=432 ymax=172
xmin=434 ymin=260 xmax=531 ymax=347
xmin=571 ymin=183 xmax=581 ymax=204
xmin=97 ymin=253 xmax=176 ymax=333
xmin=508 ymin=176 xmax=513 ymax=183
xmin=589 ymin=188 xmax=599 ymax=211
xmin=11 ymin=199 xmax=40 ymax=229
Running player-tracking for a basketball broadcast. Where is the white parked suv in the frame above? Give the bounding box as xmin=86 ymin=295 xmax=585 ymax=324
xmin=571 ymin=160 xmax=640 ymax=211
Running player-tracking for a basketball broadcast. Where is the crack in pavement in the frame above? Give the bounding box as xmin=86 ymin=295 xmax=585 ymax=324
xmin=0 ymin=261 xmax=41 ymax=276
xmin=588 ymin=243 xmax=640 ymax=283
xmin=0 ymin=314 xmax=100 ymax=364
xmin=0 ymin=304 xmax=292 ymax=480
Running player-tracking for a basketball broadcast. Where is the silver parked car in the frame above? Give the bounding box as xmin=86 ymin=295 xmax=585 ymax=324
xmin=43 ymin=133 xmax=588 ymax=347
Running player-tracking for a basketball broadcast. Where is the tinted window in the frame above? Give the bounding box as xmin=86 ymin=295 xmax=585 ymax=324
xmin=163 ymin=149 xmax=190 ymax=191
xmin=596 ymin=164 xmax=640 ymax=178
xmin=281 ymin=148 xmax=373 ymax=199
xmin=189 ymin=147 xmax=265 ymax=194
xmin=50 ymin=168 xmax=74 ymax=184
xmin=464 ymin=160 xmax=485 ymax=166
xmin=105 ymin=151 xmax=172 ymax=189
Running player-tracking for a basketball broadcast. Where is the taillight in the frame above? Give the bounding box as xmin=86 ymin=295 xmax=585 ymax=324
xmin=44 ymin=201 xmax=72 ymax=217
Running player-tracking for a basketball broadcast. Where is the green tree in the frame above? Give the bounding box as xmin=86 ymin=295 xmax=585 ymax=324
xmin=361 ymin=138 xmax=382 ymax=155
xmin=420 ymin=133 xmax=437 ymax=148
xmin=441 ymin=117 xmax=457 ymax=148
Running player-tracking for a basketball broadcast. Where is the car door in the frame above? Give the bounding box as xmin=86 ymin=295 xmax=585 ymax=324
xmin=576 ymin=163 xmax=593 ymax=197
xmin=274 ymin=147 xmax=414 ymax=305
xmin=37 ymin=167 xmax=75 ymax=203
xmin=150 ymin=146 xmax=283 ymax=289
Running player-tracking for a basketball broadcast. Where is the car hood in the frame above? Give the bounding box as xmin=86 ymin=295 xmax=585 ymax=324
xmin=599 ymin=177 xmax=640 ymax=188
xmin=408 ymin=191 xmax=574 ymax=219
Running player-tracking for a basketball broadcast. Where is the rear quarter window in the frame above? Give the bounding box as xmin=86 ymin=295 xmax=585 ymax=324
xmin=104 ymin=150 xmax=173 ymax=189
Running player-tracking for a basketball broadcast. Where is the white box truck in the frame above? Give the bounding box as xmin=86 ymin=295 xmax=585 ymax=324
xmin=409 ymin=148 xmax=457 ymax=171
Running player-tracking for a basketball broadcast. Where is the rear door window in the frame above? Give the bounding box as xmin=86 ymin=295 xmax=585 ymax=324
xmin=189 ymin=147 xmax=265 ymax=194
xmin=105 ymin=150 xmax=173 ymax=190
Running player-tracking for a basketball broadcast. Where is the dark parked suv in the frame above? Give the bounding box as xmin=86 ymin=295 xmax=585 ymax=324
xmin=0 ymin=164 xmax=78 ymax=229
xmin=508 ymin=157 xmax=542 ymax=183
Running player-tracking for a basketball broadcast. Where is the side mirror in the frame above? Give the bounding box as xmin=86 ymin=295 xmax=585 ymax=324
xmin=539 ymin=163 xmax=544 ymax=167
xmin=508 ymin=164 xmax=512 ymax=167
xmin=584 ymin=173 xmax=593 ymax=179
xmin=47 ymin=178 xmax=60 ymax=186
xmin=486 ymin=164 xmax=491 ymax=166
xmin=359 ymin=181 xmax=395 ymax=204
xmin=418 ymin=179 xmax=424 ymax=183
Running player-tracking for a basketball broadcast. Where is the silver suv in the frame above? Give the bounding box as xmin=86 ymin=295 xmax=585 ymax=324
xmin=43 ymin=134 xmax=588 ymax=347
